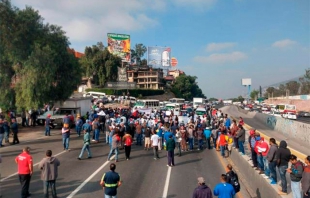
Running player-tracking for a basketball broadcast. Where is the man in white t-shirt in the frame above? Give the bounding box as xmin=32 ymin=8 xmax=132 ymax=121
xmin=151 ymin=131 xmax=160 ymax=160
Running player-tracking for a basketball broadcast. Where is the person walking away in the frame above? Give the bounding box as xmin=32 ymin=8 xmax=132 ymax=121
xmin=92 ymin=117 xmax=100 ymax=143
xmin=287 ymin=154 xmax=304 ymax=198
xmin=204 ymin=127 xmax=212 ymax=150
xmin=0 ymin=119 xmax=4 ymax=147
xmin=62 ymin=124 xmax=70 ymax=151
xmin=197 ymin=127 xmax=204 ymax=150
xmin=151 ymin=130 xmax=160 ymax=160
xmin=107 ymin=132 xmax=120 ymax=162
xmin=188 ymin=125 xmax=194 ymax=151
xmin=248 ymin=130 xmax=258 ymax=169
xmin=180 ymin=126 xmax=188 ymax=151
xmin=15 ymin=147 xmax=33 ymax=198
xmin=21 ymin=110 xmax=27 ymax=127
xmin=100 ymin=163 xmax=122 ymax=198
xmin=192 ymin=177 xmax=213 ymax=198
xmin=105 ymin=119 xmax=111 ymax=144
xmin=157 ymin=125 xmax=163 ymax=150
xmin=38 ymin=150 xmax=60 ymax=198
xmin=75 ymin=115 xmax=83 ymax=137
xmin=77 ymin=129 xmax=92 ymax=160
xmin=166 ymin=135 xmax=176 ymax=167
xmin=123 ymin=131 xmax=132 ymax=160
xmin=230 ymin=120 xmax=239 ymax=149
xmin=3 ymin=119 xmax=10 ymax=143
xmin=266 ymin=138 xmax=278 ymax=184
xmin=175 ymin=129 xmax=182 ymax=156
xmin=45 ymin=114 xmax=52 ymax=136
xmin=276 ymin=140 xmax=291 ymax=195
xmin=301 ymin=156 xmax=310 ymax=198
xmin=218 ymin=132 xmax=227 ymax=158
xmin=11 ymin=118 xmax=20 ymax=144
xmin=144 ymin=127 xmax=151 ymax=151
xmin=119 ymin=123 xmax=126 ymax=149
xmin=226 ymin=164 xmax=240 ymax=194
xmin=235 ymin=124 xmax=245 ymax=155
xmin=213 ymin=174 xmax=236 ymax=198
xmin=225 ymin=132 xmax=234 ymax=155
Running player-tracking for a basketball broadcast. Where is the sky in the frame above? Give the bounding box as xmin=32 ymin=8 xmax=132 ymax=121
xmin=12 ymin=0 xmax=310 ymax=99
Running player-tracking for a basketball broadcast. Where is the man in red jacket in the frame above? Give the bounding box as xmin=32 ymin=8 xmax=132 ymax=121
xmin=255 ymin=137 xmax=270 ymax=175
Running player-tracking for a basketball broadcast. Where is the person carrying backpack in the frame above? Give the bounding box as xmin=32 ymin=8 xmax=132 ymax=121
xmin=287 ymin=154 xmax=304 ymax=198
xmin=122 ymin=131 xmax=133 ymax=160
xmin=225 ymin=164 xmax=241 ymax=194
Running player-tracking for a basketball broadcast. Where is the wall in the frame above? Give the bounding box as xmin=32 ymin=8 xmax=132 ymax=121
xmin=264 ymin=99 xmax=310 ymax=111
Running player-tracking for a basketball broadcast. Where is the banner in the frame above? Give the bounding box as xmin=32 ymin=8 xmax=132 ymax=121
xmin=117 ymin=67 xmax=127 ymax=82
xmin=107 ymin=33 xmax=131 ymax=62
xmin=147 ymin=46 xmax=171 ymax=67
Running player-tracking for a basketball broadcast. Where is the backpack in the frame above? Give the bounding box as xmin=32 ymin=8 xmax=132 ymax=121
xmin=228 ymin=171 xmax=240 ymax=193
xmin=125 ymin=136 xmax=132 ymax=146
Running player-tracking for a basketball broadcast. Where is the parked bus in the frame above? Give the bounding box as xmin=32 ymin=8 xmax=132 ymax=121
xmin=169 ymin=98 xmax=185 ymax=104
xmin=275 ymin=104 xmax=296 ymax=114
xmin=133 ymin=99 xmax=160 ymax=110
xmin=83 ymin=91 xmax=106 ymax=99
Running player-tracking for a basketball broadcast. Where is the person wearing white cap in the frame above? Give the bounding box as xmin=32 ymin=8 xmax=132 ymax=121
xmin=192 ymin=177 xmax=213 ymax=198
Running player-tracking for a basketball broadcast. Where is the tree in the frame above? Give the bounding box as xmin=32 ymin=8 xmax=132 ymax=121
xmin=299 ymin=69 xmax=310 ymax=94
xmin=208 ymin=97 xmax=218 ymax=102
xmin=131 ymin=43 xmax=147 ymax=65
xmin=171 ymin=74 xmax=205 ymax=100
xmin=250 ymin=90 xmax=259 ymax=100
xmin=0 ymin=0 xmax=83 ymax=110
xmin=286 ymin=81 xmax=300 ymax=95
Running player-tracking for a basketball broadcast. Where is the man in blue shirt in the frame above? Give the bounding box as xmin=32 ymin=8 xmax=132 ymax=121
xmin=214 ymin=174 xmax=235 ymax=198
xmin=100 ymin=163 xmax=122 ymax=198
xmin=203 ymin=127 xmax=212 ymax=149
xmin=225 ymin=114 xmax=231 ymax=129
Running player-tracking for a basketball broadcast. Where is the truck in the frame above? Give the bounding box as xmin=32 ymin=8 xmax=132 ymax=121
xmin=193 ymin=98 xmax=204 ymax=109
xmin=37 ymin=96 xmax=92 ymax=128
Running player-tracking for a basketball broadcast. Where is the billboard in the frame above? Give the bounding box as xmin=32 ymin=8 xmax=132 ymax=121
xmin=107 ymin=33 xmax=131 ymax=62
xmin=118 ymin=67 xmax=127 ymax=82
xmin=147 ymin=46 xmax=171 ymax=67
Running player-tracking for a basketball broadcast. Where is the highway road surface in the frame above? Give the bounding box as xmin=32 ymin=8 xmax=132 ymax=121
xmin=0 ymin=126 xmax=252 ymax=198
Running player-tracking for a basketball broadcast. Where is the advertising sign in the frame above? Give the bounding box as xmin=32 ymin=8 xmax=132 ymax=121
xmin=107 ymin=33 xmax=131 ymax=62
xmin=147 ymin=46 xmax=171 ymax=67
xmin=171 ymin=57 xmax=178 ymax=67
xmin=118 ymin=67 xmax=127 ymax=82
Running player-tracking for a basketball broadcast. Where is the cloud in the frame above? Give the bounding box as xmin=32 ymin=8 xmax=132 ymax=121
xmin=12 ymin=0 xmax=162 ymax=43
xmin=272 ymin=39 xmax=297 ymax=48
xmin=194 ymin=51 xmax=247 ymax=64
xmin=172 ymin=0 xmax=217 ymax=8
xmin=206 ymin=42 xmax=237 ymax=52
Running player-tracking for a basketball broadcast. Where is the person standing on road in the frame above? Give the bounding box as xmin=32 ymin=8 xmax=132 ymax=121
xmin=123 ymin=131 xmax=132 ymax=160
xmin=92 ymin=117 xmax=100 ymax=143
xmin=144 ymin=127 xmax=151 ymax=151
xmin=75 ymin=115 xmax=83 ymax=137
xmin=3 ymin=119 xmax=10 ymax=144
xmin=180 ymin=126 xmax=188 ymax=151
xmin=235 ymin=124 xmax=245 ymax=155
xmin=38 ymin=150 xmax=60 ymax=198
xmin=266 ymin=138 xmax=278 ymax=185
xmin=135 ymin=122 xmax=142 ymax=146
xmin=276 ymin=140 xmax=291 ymax=195
xmin=107 ymin=131 xmax=120 ymax=162
xmin=77 ymin=128 xmax=92 ymax=160
xmin=0 ymin=119 xmax=4 ymax=147
xmin=204 ymin=127 xmax=212 ymax=150
xmin=61 ymin=123 xmax=70 ymax=151
xmin=45 ymin=114 xmax=52 ymax=136
xmin=100 ymin=163 xmax=122 ymax=198
xmin=225 ymin=164 xmax=240 ymax=194
xmin=11 ymin=118 xmax=20 ymax=145
xmin=15 ymin=147 xmax=33 ymax=198
xmin=175 ymin=129 xmax=182 ymax=156
xmin=213 ymin=174 xmax=236 ymax=198
xmin=151 ymin=130 xmax=160 ymax=160
xmin=287 ymin=154 xmax=304 ymax=198
xmin=301 ymin=156 xmax=310 ymax=198
xmin=166 ymin=135 xmax=175 ymax=167
xmin=248 ymin=130 xmax=258 ymax=169
xmin=192 ymin=177 xmax=213 ymax=198
xmin=187 ymin=125 xmax=194 ymax=151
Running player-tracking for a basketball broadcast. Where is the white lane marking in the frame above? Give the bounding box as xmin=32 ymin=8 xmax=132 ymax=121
xmin=162 ymin=166 xmax=172 ymax=198
xmin=67 ymin=156 xmax=115 ymax=198
xmin=0 ymin=150 xmax=67 ymax=182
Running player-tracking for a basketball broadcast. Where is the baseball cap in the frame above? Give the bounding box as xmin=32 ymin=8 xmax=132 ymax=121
xmin=197 ymin=177 xmax=205 ymax=183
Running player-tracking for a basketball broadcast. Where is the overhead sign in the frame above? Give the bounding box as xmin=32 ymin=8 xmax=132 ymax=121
xmin=107 ymin=33 xmax=131 ymax=62
xmin=147 ymin=46 xmax=171 ymax=67
xmin=171 ymin=57 xmax=178 ymax=67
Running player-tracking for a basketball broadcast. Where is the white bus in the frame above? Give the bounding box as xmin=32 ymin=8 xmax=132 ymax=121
xmin=133 ymin=99 xmax=160 ymax=110
xmin=83 ymin=91 xmax=106 ymax=99
xmin=169 ymin=98 xmax=185 ymax=104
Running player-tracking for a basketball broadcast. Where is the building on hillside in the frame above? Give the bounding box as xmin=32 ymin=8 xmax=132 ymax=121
xmin=67 ymin=48 xmax=84 ymax=58
xmin=168 ymin=69 xmax=184 ymax=79
xmin=127 ymin=65 xmax=164 ymax=89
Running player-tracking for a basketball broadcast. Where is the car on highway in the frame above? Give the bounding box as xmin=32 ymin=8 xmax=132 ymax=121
xmin=282 ymin=112 xmax=297 ymax=120
xmin=298 ymin=111 xmax=310 ymax=117
xmin=270 ymin=111 xmax=282 ymax=117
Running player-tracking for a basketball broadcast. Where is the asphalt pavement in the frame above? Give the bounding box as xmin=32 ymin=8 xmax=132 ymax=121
xmin=0 ymin=126 xmax=252 ymax=198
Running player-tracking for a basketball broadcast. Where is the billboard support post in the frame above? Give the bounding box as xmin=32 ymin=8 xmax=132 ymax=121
xmin=242 ymin=78 xmax=252 ymax=103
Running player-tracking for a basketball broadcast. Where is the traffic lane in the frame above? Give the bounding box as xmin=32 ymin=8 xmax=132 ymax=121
xmin=73 ymin=146 xmax=168 ymax=198
xmin=168 ymin=149 xmax=224 ymax=198
xmin=0 ymin=132 xmax=88 ymax=179
xmin=0 ymin=139 xmax=111 ymax=198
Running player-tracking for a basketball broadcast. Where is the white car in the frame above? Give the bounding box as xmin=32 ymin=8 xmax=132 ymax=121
xmin=282 ymin=112 xmax=297 ymax=120
xmin=271 ymin=111 xmax=282 ymax=117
